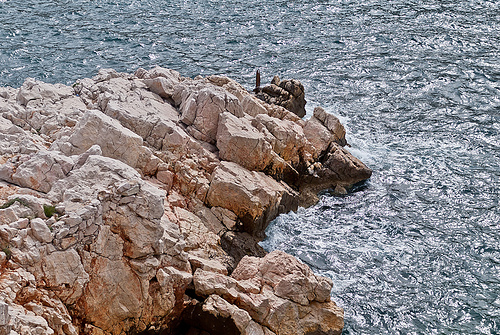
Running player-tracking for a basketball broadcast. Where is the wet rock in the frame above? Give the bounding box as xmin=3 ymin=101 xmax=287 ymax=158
xmin=313 ymin=143 xmax=372 ymax=188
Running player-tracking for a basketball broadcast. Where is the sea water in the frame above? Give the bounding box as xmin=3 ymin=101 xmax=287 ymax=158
xmin=1 ymin=0 xmax=499 ymax=334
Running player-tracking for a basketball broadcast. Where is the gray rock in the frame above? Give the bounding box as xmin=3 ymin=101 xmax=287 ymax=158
xmin=30 ymin=218 xmax=52 ymax=243
xmin=0 ymin=301 xmax=9 ymax=326
xmin=51 ymin=109 xmax=146 ymax=169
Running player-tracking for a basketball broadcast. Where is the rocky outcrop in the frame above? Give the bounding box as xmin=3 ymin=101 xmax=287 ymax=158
xmin=192 ymin=251 xmax=343 ymax=335
xmin=255 ymin=76 xmax=307 ymax=118
xmin=206 ymin=162 xmax=298 ymax=237
xmin=0 ymin=66 xmax=371 ymax=335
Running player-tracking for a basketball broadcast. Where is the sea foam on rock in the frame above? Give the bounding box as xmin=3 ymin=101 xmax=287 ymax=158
xmin=0 ymin=66 xmax=371 ymax=335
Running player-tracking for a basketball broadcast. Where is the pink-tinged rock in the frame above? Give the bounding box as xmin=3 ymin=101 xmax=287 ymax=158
xmin=253 ymin=113 xmax=307 ymax=165
xmin=233 ymin=251 xmax=332 ymax=305
xmin=312 ymin=107 xmax=347 ymax=146
xmin=193 ymin=269 xmax=240 ymax=299
xmin=194 ymin=251 xmax=343 ymax=335
xmin=41 ymin=249 xmax=89 ymax=304
xmin=206 ymin=161 xmax=298 ymax=236
xmin=52 ymin=109 xmax=147 ymax=169
xmin=5 ymin=150 xmax=74 ymax=193
xmin=216 ymin=112 xmax=274 ymax=172
xmin=173 ymin=81 xmax=244 ymax=144
xmin=303 ymin=107 xmax=348 ymax=160
xmin=0 ymin=116 xmax=46 ymax=156
xmin=303 ymin=117 xmax=334 ymax=159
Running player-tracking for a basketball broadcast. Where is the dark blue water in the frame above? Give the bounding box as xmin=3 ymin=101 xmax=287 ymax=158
xmin=1 ymin=1 xmax=500 ymax=334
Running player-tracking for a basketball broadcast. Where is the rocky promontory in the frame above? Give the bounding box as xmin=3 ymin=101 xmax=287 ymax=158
xmin=0 ymin=67 xmax=371 ymax=335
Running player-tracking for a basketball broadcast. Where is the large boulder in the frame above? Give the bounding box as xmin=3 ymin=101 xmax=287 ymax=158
xmin=312 ymin=107 xmax=347 ymax=146
xmin=51 ymin=109 xmax=148 ymax=169
xmin=136 ymin=66 xmax=183 ymax=100
xmin=0 ymin=150 xmax=74 ymax=193
xmin=206 ymin=161 xmax=298 ymax=237
xmin=216 ymin=112 xmax=276 ymax=172
xmin=303 ymin=107 xmax=347 ymax=160
xmin=16 ymin=78 xmax=74 ymax=108
xmin=173 ymin=80 xmax=244 ymax=144
xmin=306 ymin=143 xmax=372 ymax=190
xmin=193 ymin=250 xmax=344 ymax=335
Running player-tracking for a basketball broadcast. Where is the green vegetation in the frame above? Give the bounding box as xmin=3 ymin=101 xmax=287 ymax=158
xmin=0 ymin=197 xmax=29 ymax=209
xmin=1 ymin=245 xmax=12 ymax=260
xmin=43 ymin=204 xmax=57 ymax=218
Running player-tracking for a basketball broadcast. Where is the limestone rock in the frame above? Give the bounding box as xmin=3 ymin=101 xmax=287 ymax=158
xmin=303 ymin=117 xmax=335 ymax=159
xmin=73 ymin=144 xmax=103 ymax=169
xmin=30 ymin=218 xmax=52 ymax=243
xmin=312 ymin=107 xmax=347 ymax=146
xmin=306 ymin=143 xmax=372 ymax=191
xmin=1 ymin=150 xmax=74 ymax=193
xmin=0 ymin=116 xmax=46 ymax=156
xmin=51 ymin=109 xmax=147 ymax=169
xmin=16 ymin=78 xmax=74 ymax=107
xmin=173 ymin=81 xmax=244 ymax=144
xmin=231 ymin=251 xmax=333 ymax=305
xmin=194 ymin=295 xmax=275 ymax=335
xmin=216 ymin=112 xmax=275 ymax=172
xmin=193 ymin=251 xmax=343 ymax=335
xmin=140 ymin=67 xmax=182 ymax=99
xmin=207 ymin=75 xmax=294 ymax=121
xmin=41 ymin=249 xmax=89 ymax=304
xmin=0 ymin=67 xmax=375 ymax=335
xmin=206 ymin=161 xmax=298 ymax=237
xmin=252 ymin=113 xmax=307 ymax=166
xmin=0 ymin=301 xmax=9 ymax=327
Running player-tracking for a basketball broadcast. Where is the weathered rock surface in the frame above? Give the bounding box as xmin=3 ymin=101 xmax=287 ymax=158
xmin=193 ymin=251 xmax=343 ymax=335
xmin=0 ymin=67 xmax=371 ymax=335
xmin=255 ymin=76 xmax=307 ymax=118
xmin=206 ymin=161 xmax=298 ymax=237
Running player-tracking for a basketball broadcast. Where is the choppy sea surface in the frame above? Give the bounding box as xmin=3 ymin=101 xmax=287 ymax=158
xmin=1 ymin=0 xmax=500 ymax=333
